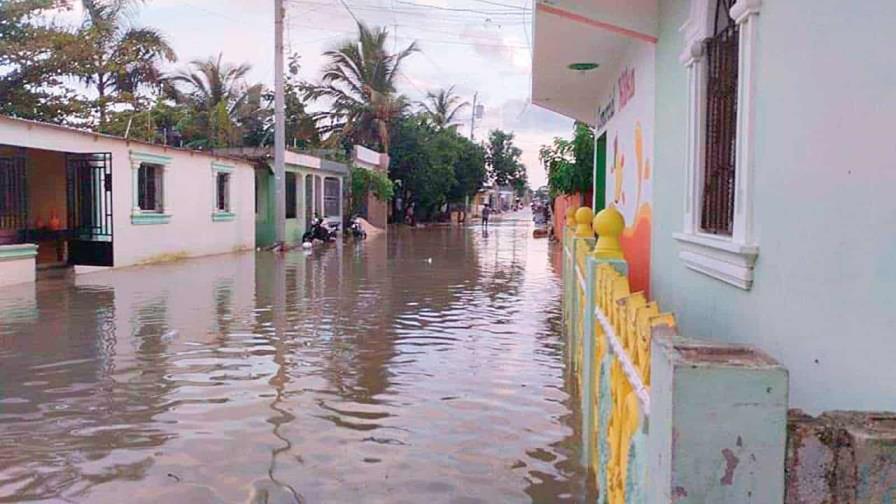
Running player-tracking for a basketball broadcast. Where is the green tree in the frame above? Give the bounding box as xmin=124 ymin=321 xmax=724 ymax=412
xmin=306 ymin=22 xmax=418 ymax=152
xmin=485 ymin=129 xmax=524 ymax=188
xmin=166 ymin=54 xmax=263 ymax=148
xmin=75 ymin=0 xmax=176 ymax=127
xmin=539 ymin=121 xmax=594 ymax=197
xmin=388 ymin=115 xmax=457 ymax=220
xmin=0 ymin=0 xmax=84 ymax=121
xmin=419 ymin=85 xmax=468 ymax=130
xmin=446 ymin=135 xmax=486 ymax=203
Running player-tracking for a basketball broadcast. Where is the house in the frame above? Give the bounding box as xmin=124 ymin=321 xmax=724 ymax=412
xmin=351 ymin=145 xmax=389 ymax=232
xmin=536 ymin=1 xmax=896 ymax=498
xmin=532 ymin=0 xmax=896 ymax=417
xmin=216 ymin=147 xmax=349 ymax=247
xmin=0 ymin=116 xmax=255 ymax=287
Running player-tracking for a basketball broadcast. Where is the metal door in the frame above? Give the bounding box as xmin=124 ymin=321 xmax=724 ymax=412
xmin=66 ymin=153 xmax=113 ymax=266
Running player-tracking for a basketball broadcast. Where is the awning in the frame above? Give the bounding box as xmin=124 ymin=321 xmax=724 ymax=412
xmin=531 ymin=0 xmax=658 ymax=124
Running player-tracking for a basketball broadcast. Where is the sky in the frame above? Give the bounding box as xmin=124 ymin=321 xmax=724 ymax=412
xmin=55 ymin=0 xmax=573 ymax=188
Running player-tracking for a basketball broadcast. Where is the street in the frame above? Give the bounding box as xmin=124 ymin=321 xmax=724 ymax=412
xmin=0 ymin=213 xmax=592 ymax=503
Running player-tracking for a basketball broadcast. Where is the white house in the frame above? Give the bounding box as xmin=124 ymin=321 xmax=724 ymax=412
xmin=0 ymin=116 xmax=255 ymax=287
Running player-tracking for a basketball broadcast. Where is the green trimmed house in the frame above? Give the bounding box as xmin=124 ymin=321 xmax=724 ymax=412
xmin=217 ymin=148 xmax=349 ymax=248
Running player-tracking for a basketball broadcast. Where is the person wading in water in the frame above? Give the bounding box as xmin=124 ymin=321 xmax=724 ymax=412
xmin=481 ymin=204 xmax=491 ymax=229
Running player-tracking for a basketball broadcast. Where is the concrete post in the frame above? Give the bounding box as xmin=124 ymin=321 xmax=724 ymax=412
xmin=648 ymin=325 xmax=789 ymax=503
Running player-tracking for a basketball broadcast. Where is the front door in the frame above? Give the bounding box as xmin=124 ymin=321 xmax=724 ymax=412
xmin=66 ymin=153 xmax=113 ymax=266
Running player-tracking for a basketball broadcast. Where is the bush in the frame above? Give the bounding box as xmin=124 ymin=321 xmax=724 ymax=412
xmin=351 ymin=165 xmax=394 ymax=214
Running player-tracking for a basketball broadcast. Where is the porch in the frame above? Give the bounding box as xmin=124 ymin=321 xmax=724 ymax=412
xmin=0 ymin=145 xmax=113 ymax=286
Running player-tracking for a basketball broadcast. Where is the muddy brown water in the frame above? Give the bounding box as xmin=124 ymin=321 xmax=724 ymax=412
xmin=0 ymin=213 xmax=593 ymax=503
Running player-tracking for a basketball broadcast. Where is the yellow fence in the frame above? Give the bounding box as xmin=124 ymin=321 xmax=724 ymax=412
xmin=564 ymin=206 xmax=676 ymax=504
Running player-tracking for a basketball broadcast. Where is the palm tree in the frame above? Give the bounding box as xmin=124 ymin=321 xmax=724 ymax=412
xmin=77 ymin=0 xmax=176 ymax=126
xmin=305 ymin=22 xmax=418 ymax=152
xmin=419 ymin=86 xmax=468 ymax=129
xmin=166 ymin=54 xmax=264 ymax=148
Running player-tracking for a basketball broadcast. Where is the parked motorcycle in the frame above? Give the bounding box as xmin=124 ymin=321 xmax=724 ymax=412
xmin=347 ymin=215 xmax=367 ymax=240
xmin=302 ymin=217 xmax=336 ymax=244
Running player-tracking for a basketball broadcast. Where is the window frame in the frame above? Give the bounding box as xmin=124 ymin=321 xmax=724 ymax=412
xmin=675 ymin=0 xmax=761 ymax=290
xmin=285 ymin=171 xmax=297 ymax=219
xmin=211 ymin=162 xmax=235 ymax=222
xmin=323 ymin=176 xmax=341 ymax=218
xmin=130 ymin=151 xmax=172 ymax=225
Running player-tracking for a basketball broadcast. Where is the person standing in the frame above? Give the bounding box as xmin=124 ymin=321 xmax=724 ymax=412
xmin=481 ymin=204 xmax=491 ymax=229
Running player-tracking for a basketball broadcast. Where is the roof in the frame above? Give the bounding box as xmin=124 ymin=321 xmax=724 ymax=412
xmin=0 ymin=115 xmax=252 ymax=166
xmin=213 ymin=147 xmax=349 ymax=176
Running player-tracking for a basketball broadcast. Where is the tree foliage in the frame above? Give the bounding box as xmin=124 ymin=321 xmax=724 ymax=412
xmin=306 ymin=22 xmax=417 ymax=152
xmin=540 ymin=122 xmax=594 ymax=197
xmin=0 ymin=0 xmax=83 ymax=121
xmin=418 ymin=85 xmax=468 ymax=130
xmin=485 ymin=129 xmax=527 ymax=191
xmin=389 ymin=114 xmax=486 ymax=220
xmin=350 ymin=165 xmax=394 ymax=215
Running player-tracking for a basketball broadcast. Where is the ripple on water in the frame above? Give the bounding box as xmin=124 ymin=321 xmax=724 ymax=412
xmin=0 ymin=214 xmax=592 ymax=503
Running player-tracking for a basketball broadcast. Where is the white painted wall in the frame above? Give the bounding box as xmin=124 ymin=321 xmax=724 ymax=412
xmin=0 ymin=118 xmax=255 ymax=270
xmin=651 ymin=0 xmax=896 ymax=413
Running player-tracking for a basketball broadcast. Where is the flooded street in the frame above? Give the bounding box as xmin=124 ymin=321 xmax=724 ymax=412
xmin=0 ymin=212 xmax=592 ymax=503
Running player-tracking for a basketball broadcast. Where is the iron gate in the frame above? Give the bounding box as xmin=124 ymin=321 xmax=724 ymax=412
xmin=0 ymin=153 xmax=28 ymax=240
xmin=66 ymin=153 xmax=114 ymax=266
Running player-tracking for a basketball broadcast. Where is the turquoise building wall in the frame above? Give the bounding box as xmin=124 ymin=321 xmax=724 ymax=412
xmin=651 ymin=0 xmax=896 ymax=414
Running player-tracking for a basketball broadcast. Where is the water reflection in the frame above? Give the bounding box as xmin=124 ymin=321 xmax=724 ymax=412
xmin=0 ymin=213 xmax=593 ymax=503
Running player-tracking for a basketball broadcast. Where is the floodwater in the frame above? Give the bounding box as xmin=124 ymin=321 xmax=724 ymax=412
xmin=0 ymin=211 xmax=592 ymax=503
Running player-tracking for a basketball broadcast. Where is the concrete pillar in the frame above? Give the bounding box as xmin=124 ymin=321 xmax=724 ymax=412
xmin=648 ymin=325 xmax=789 ymax=503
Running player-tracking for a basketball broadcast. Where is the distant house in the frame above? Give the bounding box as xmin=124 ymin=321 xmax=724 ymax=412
xmin=351 ymin=145 xmax=389 ymax=231
xmin=216 ymin=147 xmax=349 ymax=248
xmin=0 ymin=116 xmax=255 ymax=287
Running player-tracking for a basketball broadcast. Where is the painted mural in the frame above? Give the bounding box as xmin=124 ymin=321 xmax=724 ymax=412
xmin=598 ymin=42 xmax=655 ymax=294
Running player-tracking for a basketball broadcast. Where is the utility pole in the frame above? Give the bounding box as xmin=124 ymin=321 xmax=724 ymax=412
xmin=470 ymin=91 xmax=479 ymax=140
xmin=273 ymin=0 xmax=287 ymax=244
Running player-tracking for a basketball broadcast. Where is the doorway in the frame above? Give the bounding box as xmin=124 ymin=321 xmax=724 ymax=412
xmin=593 ymin=133 xmax=607 ymax=212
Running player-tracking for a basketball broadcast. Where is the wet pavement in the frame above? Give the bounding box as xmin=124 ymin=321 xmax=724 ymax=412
xmin=0 ymin=211 xmax=592 ymax=503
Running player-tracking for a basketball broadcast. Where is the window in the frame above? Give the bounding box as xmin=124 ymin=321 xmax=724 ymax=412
xmin=285 ymin=172 xmax=297 ymax=219
xmin=216 ymin=172 xmax=230 ymax=212
xmin=701 ymin=0 xmax=738 ymax=235
xmin=324 ymin=177 xmax=340 ymax=217
xmin=137 ymin=163 xmax=163 ymax=212
xmin=675 ymin=0 xmax=761 ymax=289
xmin=314 ymin=176 xmax=322 ymax=217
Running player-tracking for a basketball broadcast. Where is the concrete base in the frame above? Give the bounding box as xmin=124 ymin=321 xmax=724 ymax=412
xmin=0 ymin=244 xmax=38 ymax=287
xmin=648 ymin=326 xmax=789 ymax=503
xmin=786 ymin=409 xmax=896 ymax=503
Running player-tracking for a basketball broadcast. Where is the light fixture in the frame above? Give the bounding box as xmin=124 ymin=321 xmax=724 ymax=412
xmin=567 ymin=62 xmax=599 ymax=71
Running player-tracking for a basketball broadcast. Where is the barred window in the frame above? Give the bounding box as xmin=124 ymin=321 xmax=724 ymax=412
xmin=324 ymin=177 xmax=340 ymax=217
xmin=701 ymin=0 xmax=739 ymax=235
xmin=285 ymin=172 xmax=297 ymax=219
xmin=216 ymin=172 xmax=230 ymax=212
xmin=138 ymin=163 xmax=164 ymax=212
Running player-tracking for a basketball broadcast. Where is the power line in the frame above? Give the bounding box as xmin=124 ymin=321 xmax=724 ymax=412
xmin=337 ymin=0 xmax=361 ymax=23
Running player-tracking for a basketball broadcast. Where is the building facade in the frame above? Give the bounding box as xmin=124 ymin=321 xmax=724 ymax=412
xmin=217 ymin=147 xmax=348 ymax=248
xmin=533 ymin=0 xmax=896 ymax=415
xmin=0 ymin=116 xmax=255 ymax=287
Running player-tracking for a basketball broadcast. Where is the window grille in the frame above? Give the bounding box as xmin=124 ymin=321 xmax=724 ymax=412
xmin=701 ymin=0 xmax=739 ymax=235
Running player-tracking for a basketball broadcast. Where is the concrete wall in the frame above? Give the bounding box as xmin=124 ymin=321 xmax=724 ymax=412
xmin=0 ymin=245 xmax=37 ymax=287
xmin=651 ymin=0 xmax=896 ymax=413
xmin=594 ymin=40 xmax=656 ymax=295
xmin=0 ymin=118 xmax=256 ymax=270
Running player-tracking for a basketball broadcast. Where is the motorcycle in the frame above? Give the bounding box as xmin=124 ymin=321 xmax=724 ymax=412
xmin=302 ymin=217 xmax=336 ymax=244
xmin=347 ymin=215 xmax=367 ymax=240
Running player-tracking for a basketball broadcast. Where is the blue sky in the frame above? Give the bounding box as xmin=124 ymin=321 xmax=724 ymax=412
xmin=56 ymin=0 xmax=573 ymax=187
